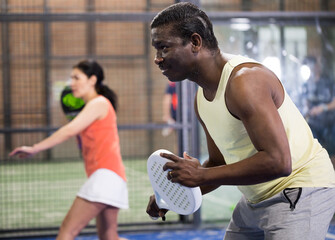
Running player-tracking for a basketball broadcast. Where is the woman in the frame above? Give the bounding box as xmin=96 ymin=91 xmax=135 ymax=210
xmin=10 ymin=60 xmax=128 ymax=240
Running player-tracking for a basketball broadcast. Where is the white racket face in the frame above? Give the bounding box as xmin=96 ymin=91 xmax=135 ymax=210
xmin=147 ymin=149 xmax=202 ymax=215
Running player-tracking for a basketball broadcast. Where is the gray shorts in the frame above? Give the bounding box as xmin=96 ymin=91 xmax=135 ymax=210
xmin=224 ymin=187 xmax=335 ymax=240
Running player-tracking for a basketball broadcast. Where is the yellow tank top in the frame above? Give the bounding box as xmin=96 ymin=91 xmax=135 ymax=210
xmin=197 ymin=55 xmax=335 ymax=203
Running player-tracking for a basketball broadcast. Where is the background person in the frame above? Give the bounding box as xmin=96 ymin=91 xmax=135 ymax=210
xmin=301 ymin=56 xmax=335 ymax=168
xmin=162 ymin=81 xmax=178 ymax=136
xmin=146 ymin=3 xmax=335 ymax=239
xmin=10 ymin=60 xmax=128 ymax=240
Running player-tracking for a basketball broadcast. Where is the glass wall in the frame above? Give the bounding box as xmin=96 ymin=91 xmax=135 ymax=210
xmin=200 ymin=13 xmax=335 ymax=222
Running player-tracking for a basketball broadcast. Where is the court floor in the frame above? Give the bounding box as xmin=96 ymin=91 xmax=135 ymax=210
xmin=25 ymin=224 xmax=335 ymax=240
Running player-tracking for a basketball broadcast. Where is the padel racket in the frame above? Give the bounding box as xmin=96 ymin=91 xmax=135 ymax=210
xmin=147 ymin=149 xmax=202 ymax=218
xmin=60 ymin=86 xmax=85 ymax=120
xmin=60 ymin=85 xmax=85 ymax=151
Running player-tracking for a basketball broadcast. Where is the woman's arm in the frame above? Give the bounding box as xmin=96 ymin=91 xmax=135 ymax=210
xmin=9 ymin=97 xmax=108 ymax=158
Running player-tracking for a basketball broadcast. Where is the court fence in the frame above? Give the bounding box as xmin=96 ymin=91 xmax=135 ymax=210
xmin=1 ymin=0 xmax=335 ymax=238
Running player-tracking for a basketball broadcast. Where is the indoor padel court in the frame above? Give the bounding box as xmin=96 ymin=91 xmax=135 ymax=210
xmin=1 ymin=0 xmax=335 ymax=240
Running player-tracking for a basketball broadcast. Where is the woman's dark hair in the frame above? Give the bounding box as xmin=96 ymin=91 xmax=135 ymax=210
xmin=151 ymin=2 xmax=218 ymax=52
xmin=73 ymin=60 xmax=118 ymax=111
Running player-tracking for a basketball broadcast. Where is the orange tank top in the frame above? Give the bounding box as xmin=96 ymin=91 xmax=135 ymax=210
xmin=80 ymin=96 xmax=126 ymax=181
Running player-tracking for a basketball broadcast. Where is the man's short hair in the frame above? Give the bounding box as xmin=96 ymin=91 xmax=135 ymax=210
xmin=151 ymin=2 xmax=219 ymax=51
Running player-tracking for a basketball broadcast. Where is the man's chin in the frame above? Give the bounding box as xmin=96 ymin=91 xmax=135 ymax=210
xmin=164 ymin=74 xmax=185 ymax=82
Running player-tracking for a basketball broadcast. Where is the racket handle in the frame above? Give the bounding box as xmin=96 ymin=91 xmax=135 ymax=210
xmin=155 ymin=191 xmax=169 ymax=209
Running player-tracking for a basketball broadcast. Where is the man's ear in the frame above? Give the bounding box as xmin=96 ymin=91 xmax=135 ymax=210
xmin=190 ymin=33 xmax=202 ymax=53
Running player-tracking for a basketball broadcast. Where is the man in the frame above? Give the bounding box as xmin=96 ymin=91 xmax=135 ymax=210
xmin=146 ymin=2 xmax=335 ymax=239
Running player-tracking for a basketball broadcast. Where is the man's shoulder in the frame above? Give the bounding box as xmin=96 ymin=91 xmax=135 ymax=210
xmin=228 ymin=55 xmax=258 ymax=67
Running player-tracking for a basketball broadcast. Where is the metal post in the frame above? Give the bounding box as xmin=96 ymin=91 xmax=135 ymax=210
xmin=145 ymin=0 xmax=154 ymax=155
xmin=279 ymin=0 xmax=286 ymax=84
xmin=181 ymin=81 xmax=189 ymax=154
xmin=1 ymin=0 xmax=11 ymax=157
xmin=86 ymin=0 xmax=96 ymax=58
xmin=43 ymin=0 xmax=52 ymax=159
xmin=242 ymin=0 xmax=251 ymax=11
xmin=189 ymin=82 xmax=201 ymax=227
xmin=176 ymin=80 xmax=190 ymax=223
xmin=320 ymin=0 xmax=329 ymax=10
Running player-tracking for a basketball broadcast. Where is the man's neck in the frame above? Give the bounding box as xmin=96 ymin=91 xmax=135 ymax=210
xmin=195 ymin=51 xmax=228 ymax=101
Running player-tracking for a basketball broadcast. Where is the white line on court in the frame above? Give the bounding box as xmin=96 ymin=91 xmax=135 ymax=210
xmin=326 ymin=233 xmax=335 ymax=239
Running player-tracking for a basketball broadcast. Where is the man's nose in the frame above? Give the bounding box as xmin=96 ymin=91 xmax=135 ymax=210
xmin=154 ymin=54 xmax=163 ymax=65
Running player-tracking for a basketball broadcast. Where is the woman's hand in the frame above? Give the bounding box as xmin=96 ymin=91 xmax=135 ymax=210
xmin=9 ymin=146 xmax=37 ymax=158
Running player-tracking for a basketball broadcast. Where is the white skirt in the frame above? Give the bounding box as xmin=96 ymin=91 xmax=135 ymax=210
xmin=77 ymin=168 xmax=129 ymax=209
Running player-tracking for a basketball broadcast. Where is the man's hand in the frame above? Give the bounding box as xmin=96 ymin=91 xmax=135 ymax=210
xmin=146 ymin=195 xmax=168 ymax=221
xmin=162 ymin=152 xmax=203 ymax=187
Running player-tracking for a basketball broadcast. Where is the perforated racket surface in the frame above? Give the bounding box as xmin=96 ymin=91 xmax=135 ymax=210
xmin=147 ymin=149 xmax=202 ymax=215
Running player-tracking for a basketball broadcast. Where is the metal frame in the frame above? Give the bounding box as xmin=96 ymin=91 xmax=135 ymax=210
xmin=1 ymin=0 xmax=11 ymax=155
xmin=0 ymin=11 xmax=334 ymax=24
xmin=42 ymin=0 xmax=52 ymax=159
xmin=1 ymin=0 xmax=335 ymax=237
xmin=1 ymin=4 xmax=334 ymax=151
xmin=0 ymin=0 xmax=200 ymax=236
